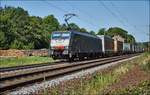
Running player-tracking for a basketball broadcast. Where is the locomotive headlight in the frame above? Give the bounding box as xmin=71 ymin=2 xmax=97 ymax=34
xmin=63 ymin=50 xmax=68 ymax=54
xmin=51 ymin=46 xmax=54 ymax=49
xmin=64 ymin=46 xmax=69 ymax=49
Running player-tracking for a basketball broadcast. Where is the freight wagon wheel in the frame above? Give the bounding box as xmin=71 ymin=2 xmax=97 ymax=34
xmin=68 ymin=53 xmax=74 ymax=62
xmin=79 ymin=57 xmax=85 ymax=61
xmin=52 ymin=56 xmax=57 ymax=60
xmin=68 ymin=57 xmax=74 ymax=62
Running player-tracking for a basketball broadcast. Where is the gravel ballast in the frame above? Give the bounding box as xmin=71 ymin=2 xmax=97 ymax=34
xmin=7 ymin=56 xmax=140 ymax=95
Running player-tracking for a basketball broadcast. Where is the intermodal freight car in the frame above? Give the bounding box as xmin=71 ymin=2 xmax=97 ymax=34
xmin=97 ymin=35 xmax=114 ymax=56
xmin=123 ymin=43 xmax=131 ymax=54
xmin=49 ymin=31 xmax=143 ymax=60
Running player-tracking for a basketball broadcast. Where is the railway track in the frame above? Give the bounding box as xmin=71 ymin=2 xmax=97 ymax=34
xmin=0 ymin=54 xmax=139 ymax=94
xmin=0 ymin=60 xmax=63 ymax=72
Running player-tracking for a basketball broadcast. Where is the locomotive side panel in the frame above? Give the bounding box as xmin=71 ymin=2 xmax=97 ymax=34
xmin=70 ymin=31 xmax=102 ymax=58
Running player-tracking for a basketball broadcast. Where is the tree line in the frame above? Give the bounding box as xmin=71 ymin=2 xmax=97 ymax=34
xmin=0 ymin=6 xmax=136 ymax=49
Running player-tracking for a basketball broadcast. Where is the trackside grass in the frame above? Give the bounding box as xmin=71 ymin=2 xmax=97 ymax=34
xmin=110 ymin=80 xmax=150 ymax=95
xmin=48 ymin=61 xmax=134 ymax=95
xmin=0 ymin=56 xmax=54 ymax=67
xmin=106 ymin=53 xmax=150 ymax=95
xmin=140 ymin=52 xmax=150 ymax=72
xmin=37 ymin=53 xmax=150 ymax=95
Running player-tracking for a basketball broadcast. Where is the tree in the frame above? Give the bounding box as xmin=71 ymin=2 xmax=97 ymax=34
xmin=80 ymin=28 xmax=88 ymax=32
xmin=42 ymin=15 xmax=60 ymax=48
xmin=0 ymin=6 xmax=32 ymax=49
xmin=97 ymin=27 xmax=136 ymax=43
xmin=142 ymin=42 xmax=149 ymax=49
xmin=0 ymin=6 xmax=60 ymax=49
xmin=0 ymin=31 xmax=6 ymax=49
xmin=28 ymin=16 xmax=43 ymax=49
xmin=68 ymin=23 xmax=80 ymax=31
xmin=107 ymin=27 xmax=128 ymax=38
xmin=59 ymin=24 xmax=67 ymax=31
xmin=42 ymin=15 xmax=59 ymax=32
xmin=89 ymin=31 xmax=96 ymax=35
xmin=126 ymin=34 xmax=136 ymax=43
xmin=106 ymin=27 xmax=136 ymax=43
xmin=0 ymin=6 xmax=137 ymax=49
xmin=97 ymin=28 xmax=106 ymax=35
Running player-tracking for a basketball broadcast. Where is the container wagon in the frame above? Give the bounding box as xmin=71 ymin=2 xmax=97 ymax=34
xmin=114 ymin=40 xmax=123 ymax=54
xmin=123 ymin=43 xmax=131 ymax=54
xmin=97 ymin=35 xmax=114 ymax=56
xmin=130 ymin=44 xmax=135 ymax=53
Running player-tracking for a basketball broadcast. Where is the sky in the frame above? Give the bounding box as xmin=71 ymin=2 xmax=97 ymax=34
xmin=1 ymin=0 xmax=150 ymax=42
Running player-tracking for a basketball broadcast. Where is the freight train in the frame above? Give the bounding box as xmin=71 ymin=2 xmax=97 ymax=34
xmin=49 ymin=30 xmax=143 ymax=61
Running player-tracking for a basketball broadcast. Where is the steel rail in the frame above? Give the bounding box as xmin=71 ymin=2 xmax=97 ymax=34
xmin=0 ymin=54 xmax=139 ymax=94
xmin=1 ymin=55 xmax=132 ymax=80
xmin=0 ymin=60 xmax=63 ymax=72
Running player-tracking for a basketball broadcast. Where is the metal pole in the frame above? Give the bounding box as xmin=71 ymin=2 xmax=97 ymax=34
xmin=148 ymin=25 xmax=150 ymax=52
xmin=148 ymin=1 xmax=150 ymax=52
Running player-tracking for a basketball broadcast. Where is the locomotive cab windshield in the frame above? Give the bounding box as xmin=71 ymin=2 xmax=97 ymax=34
xmin=52 ymin=32 xmax=70 ymax=39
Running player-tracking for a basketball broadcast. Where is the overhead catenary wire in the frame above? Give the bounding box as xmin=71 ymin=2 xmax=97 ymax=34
xmin=110 ymin=2 xmax=147 ymax=35
xmin=43 ymin=0 xmax=149 ymax=44
xmin=66 ymin=1 xmax=101 ymax=30
xmin=43 ymin=0 xmax=98 ymax=31
xmin=98 ymin=0 xmax=149 ymax=43
xmin=76 ymin=16 xmax=98 ymax=29
xmin=44 ymin=0 xmax=68 ymax=13
xmin=110 ymin=2 xmax=129 ymax=25
xmin=67 ymin=1 xmax=101 ymax=29
xmin=97 ymin=0 xmax=127 ymax=28
xmin=109 ymin=1 xmax=136 ymax=36
xmin=111 ymin=1 xmax=149 ymax=38
xmin=44 ymin=0 xmax=142 ymax=33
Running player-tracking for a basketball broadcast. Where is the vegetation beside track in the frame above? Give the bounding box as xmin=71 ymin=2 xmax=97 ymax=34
xmin=1 ymin=6 xmax=140 ymax=50
xmin=0 ymin=56 xmax=54 ymax=67
xmin=140 ymin=52 xmax=150 ymax=72
xmin=104 ymin=52 xmax=150 ymax=95
xmin=37 ymin=53 xmax=150 ymax=95
xmin=108 ymin=80 xmax=150 ymax=95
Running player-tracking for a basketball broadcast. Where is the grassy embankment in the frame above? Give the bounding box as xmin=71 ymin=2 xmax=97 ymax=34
xmin=109 ymin=52 xmax=150 ymax=95
xmin=0 ymin=56 xmax=54 ymax=67
xmin=37 ymin=52 xmax=150 ymax=95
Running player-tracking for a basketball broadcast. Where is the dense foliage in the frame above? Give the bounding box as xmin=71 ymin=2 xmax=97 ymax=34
xmin=97 ymin=27 xmax=136 ymax=43
xmin=0 ymin=6 xmax=59 ymax=49
xmin=0 ymin=6 xmax=138 ymax=49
